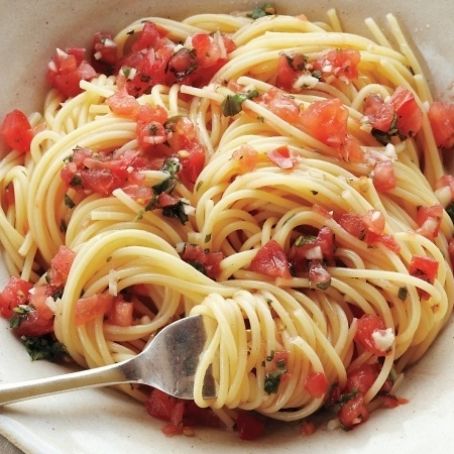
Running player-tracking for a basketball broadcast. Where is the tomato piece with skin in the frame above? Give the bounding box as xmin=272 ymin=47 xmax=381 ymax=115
xmin=362 ymin=210 xmax=385 ymax=235
xmin=354 ymin=314 xmax=387 ymax=356
xmin=338 ymin=394 xmax=369 ymax=429
xmin=298 ymin=98 xmax=348 ymax=150
xmin=181 ymin=244 xmax=224 ymax=280
xmin=108 ymin=299 xmax=133 ymax=327
xmin=365 ymin=231 xmax=400 ymax=253
xmin=316 ymin=226 xmax=335 ymax=261
xmin=47 ymin=48 xmax=97 ymax=99
xmin=107 ymin=88 xmax=140 ymax=118
xmin=341 ymin=135 xmax=364 ymax=163
xmin=389 ymin=87 xmax=422 ymax=137
xmin=345 ymin=363 xmax=380 ymax=394
xmin=372 ymin=160 xmax=396 ymax=193
xmin=409 ymin=255 xmax=439 ymax=283
xmin=364 ymin=94 xmax=394 ymax=132
xmin=0 ymin=277 xmax=32 ymax=318
xmin=16 ymin=285 xmax=54 ymax=337
xmin=236 ymin=411 xmax=265 ymax=441
xmin=338 ymin=213 xmax=367 ymax=239
xmin=166 ymin=48 xmax=197 ymax=83
xmin=249 ymin=240 xmax=291 ymax=279
xmin=75 ymin=293 xmax=114 ymax=325
xmin=179 ymin=146 xmax=205 ymax=189
xmin=308 ymin=260 xmax=331 ymax=289
xmin=267 ymin=146 xmax=296 ymax=169
xmin=232 ymin=145 xmax=258 ymax=173
xmin=416 ymin=205 xmax=443 ymax=240
xmin=428 ymin=101 xmax=454 ymax=149
xmin=146 ymin=389 xmax=178 ymax=421
xmin=314 ymin=49 xmax=361 ymax=81
xmin=305 ymin=372 xmax=329 ymax=398
xmin=131 ymin=22 xmax=168 ymax=53
xmin=0 ymin=109 xmax=34 ymax=153
xmin=258 ymin=88 xmax=300 ymax=123
xmin=92 ymin=32 xmax=118 ymax=66
xmin=48 ymin=245 xmax=75 ymax=288
xmin=276 ymin=54 xmax=298 ymax=90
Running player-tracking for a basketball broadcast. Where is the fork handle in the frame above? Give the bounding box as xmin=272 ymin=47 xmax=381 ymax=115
xmin=0 ymin=362 xmax=128 ymax=406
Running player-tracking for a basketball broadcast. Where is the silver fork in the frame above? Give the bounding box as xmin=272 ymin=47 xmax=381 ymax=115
xmin=0 ymin=315 xmax=215 ymax=405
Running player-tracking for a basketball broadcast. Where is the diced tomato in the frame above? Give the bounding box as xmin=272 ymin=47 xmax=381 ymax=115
xmin=364 ymin=231 xmax=400 ymax=253
xmin=191 ymin=33 xmax=223 ymax=68
xmin=416 ymin=205 xmax=443 ymax=240
xmin=157 ymin=192 xmax=179 ymax=207
xmin=276 ymin=54 xmax=298 ymax=90
xmin=258 ymin=88 xmax=300 ymax=123
xmin=428 ymin=101 xmax=454 ymax=149
xmin=345 ymin=363 xmax=380 ymax=394
xmin=166 ymin=48 xmax=197 ymax=83
xmin=122 ymin=46 xmax=172 ymax=97
xmin=181 ymin=244 xmax=224 ymax=280
xmin=249 ymin=240 xmax=291 ymax=279
xmin=389 ymin=87 xmax=422 ymax=137
xmin=183 ymin=400 xmax=222 ymax=428
xmin=146 ymin=389 xmax=179 ymax=421
xmin=341 ymin=135 xmax=364 ymax=163
xmin=75 ymin=293 xmax=114 ymax=325
xmin=300 ymin=420 xmax=317 ymax=436
xmin=267 ymin=146 xmax=296 ymax=169
xmin=364 ymin=94 xmax=394 ymax=132
xmin=338 ymin=394 xmax=369 ymax=429
xmin=381 ymin=395 xmax=409 ymax=409
xmin=305 ymin=372 xmax=329 ymax=398
xmin=232 ymin=145 xmax=258 ymax=173
xmin=338 ymin=213 xmax=367 ymax=239
xmin=47 ymin=48 xmax=97 ymax=98
xmin=137 ymin=121 xmax=167 ymax=149
xmin=372 ymin=160 xmax=396 ymax=193
xmin=273 ymin=350 xmax=289 ymax=368
xmin=308 ymin=260 xmax=331 ymax=289
xmin=0 ymin=277 xmax=32 ymax=318
xmin=108 ymin=299 xmax=133 ymax=327
xmin=316 ymin=227 xmax=335 ymax=261
xmin=448 ymin=238 xmax=454 ymax=269
xmin=0 ymin=109 xmax=34 ymax=153
xmin=107 ymin=88 xmax=140 ymax=118
xmin=92 ymin=32 xmax=118 ymax=66
xmin=48 ymin=246 xmax=75 ymax=288
xmin=16 ymin=285 xmax=54 ymax=337
xmin=236 ymin=411 xmax=265 ymax=441
xmin=137 ymin=104 xmax=168 ymax=124
xmin=298 ymin=98 xmax=348 ymax=149
xmin=132 ymin=22 xmax=168 ymax=53
xmin=362 ymin=210 xmax=385 ymax=235
xmin=354 ymin=314 xmax=387 ymax=356
xmin=179 ymin=146 xmax=205 ymax=189
xmin=314 ymin=49 xmax=361 ymax=81
xmin=409 ymin=255 xmax=439 ymax=283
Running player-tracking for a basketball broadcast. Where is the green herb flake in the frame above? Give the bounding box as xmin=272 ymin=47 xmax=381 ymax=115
xmin=205 ymin=233 xmax=212 ymax=242
xmin=398 ymin=287 xmax=408 ymax=300
xmin=264 ymin=369 xmax=285 ymax=394
xmin=247 ymin=3 xmax=276 ymax=20
xmin=195 ymin=180 xmax=203 ymax=192
xmin=135 ymin=209 xmax=145 ymax=220
xmin=162 ymin=200 xmax=189 ymax=224
xmin=21 ymin=335 xmax=67 ymax=361
xmin=221 ymin=90 xmax=259 ymax=117
xmin=64 ymin=194 xmax=75 ymax=209
xmin=9 ymin=305 xmax=34 ymax=329
xmin=69 ymin=175 xmax=82 ymax=187
xmin=294 ymin=235 xmax=316 ymax=247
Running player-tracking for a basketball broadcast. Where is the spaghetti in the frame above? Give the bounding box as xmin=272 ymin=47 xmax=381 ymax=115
xmin=1 ymin=5 xmax=454 ymax=436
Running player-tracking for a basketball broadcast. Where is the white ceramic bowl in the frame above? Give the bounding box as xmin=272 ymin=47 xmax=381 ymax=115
xmin=0 ymin=1 xmax=453 ymax=453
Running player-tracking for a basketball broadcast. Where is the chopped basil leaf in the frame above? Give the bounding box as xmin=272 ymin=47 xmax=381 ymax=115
xmin=294 ymin=235 xmax=317 ymax=247
xmin=247 ymin=3 xmax=276 ymax=20
xmin=264 ymin=369 xmax=285 ymax=394
xmin=398 ymin=287 xmax=408 ymax=300
xmin=446 ymin=203 xmax=454 ymax=223
xmin=153 ymin=177 xmax=175 ymax=195
xmin=153 ymin=157 xmax=181 ymax=195
xmin=187 ymin=260 xmax=206 ymax=274
xmin=52 ymin=288 xmax=63 ymax=300
xmin=9 ymin=305 xmax=34 ymax=329
xmin=122 ymin=66 xmax=131 ymax=78
xmin=195 ymin=180 xmax=203 ymax=191
xmin=162 ymin=200 xmax=189 ymax=224
xmin=64 ymin=194 xmax=75 ymax=209
xmin=221 ymin=90 xmax=259 ymax=117
xmin=69 ymin=175 xmax=82 ymax=187
xmin=372 ymin=113 xmax=400 ymax=145
xmin=316 ymin=277 xmax=332 ymax=290
xmin=162 ymin=156 xmax=181 ymax=176
xmin=21 ymin=335 xmax=67 ymax=361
